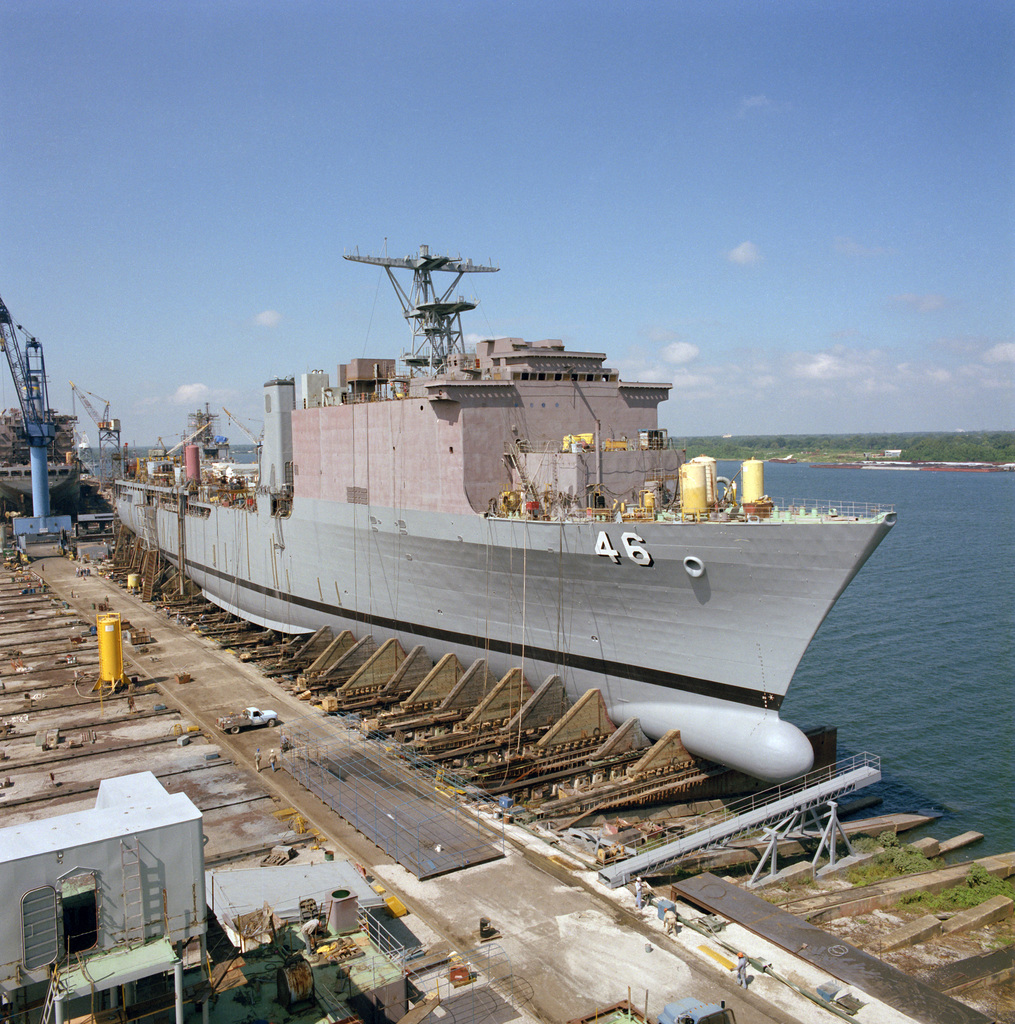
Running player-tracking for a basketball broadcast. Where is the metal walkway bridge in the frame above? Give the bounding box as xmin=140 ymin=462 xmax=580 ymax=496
xmin=598 ymin=752 xmax=881 ymax=888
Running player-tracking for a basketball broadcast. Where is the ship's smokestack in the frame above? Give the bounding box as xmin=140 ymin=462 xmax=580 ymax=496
xmin=260 ymin=377 xmax=295 ymax=492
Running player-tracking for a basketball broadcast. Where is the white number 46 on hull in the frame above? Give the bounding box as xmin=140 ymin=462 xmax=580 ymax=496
xmin=595 ymin=531 xmax=653 ymax=566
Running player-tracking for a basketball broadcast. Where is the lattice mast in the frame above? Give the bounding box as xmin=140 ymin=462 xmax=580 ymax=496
xmin=0 ymin=296 xmax=57 ymax=516
xmin=345 ymin=244 xmax=498 ymax=375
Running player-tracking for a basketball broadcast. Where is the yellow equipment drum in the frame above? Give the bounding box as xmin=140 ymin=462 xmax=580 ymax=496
xmin=680 ymin=461 xmax=708 ymax=515
xmin=742 ymin=458 xmax=765 ymax=503
xmin=97 ymin=612 xmax=125 ymax=686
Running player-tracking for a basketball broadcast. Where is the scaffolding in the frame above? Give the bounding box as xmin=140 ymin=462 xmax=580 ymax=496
xmin=283 ymin=718 xmax=505 ymax=879
xmin=408 ymin=943 xmax=518 ymax=1024
xmin=312 ymin=935 xmax=516 ymax=1024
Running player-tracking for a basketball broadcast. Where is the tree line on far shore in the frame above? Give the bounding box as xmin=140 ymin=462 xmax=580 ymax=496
xmin=669 ymin=431 xmax=1015 ymax=464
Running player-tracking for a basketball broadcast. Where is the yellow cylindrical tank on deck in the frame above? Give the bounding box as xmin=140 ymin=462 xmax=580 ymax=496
xmin=680 ymin=461 xmax=708 ymax=515
xmin=642 ymin=489 xmax=656 ymax=512
xmin=127 ymin=573 xmax=140 ymax=590
xmin=690 ymin=455 xmax=717 ymax=506
xmin=97 ymin=612 xmax=126 ymax=687
xmin=742 ymin=458 xmax=765 ymax=503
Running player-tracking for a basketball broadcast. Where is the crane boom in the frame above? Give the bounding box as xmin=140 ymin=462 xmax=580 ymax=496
xmin=165 ymin=422 xmax=209 ymax=458
xmin=0 ymin=295 xmax=57 ymax=516
xmin=68 ymin=380 xmax=120 ymax=485
xmin=222 ymin=407 xmax=261 ymax=446
xmin=69 ymin=381 xmax=109 ymax=427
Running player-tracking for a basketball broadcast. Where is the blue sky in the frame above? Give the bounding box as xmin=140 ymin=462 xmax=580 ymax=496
xmin=3 ymin=0 xmax=1013 ymax=445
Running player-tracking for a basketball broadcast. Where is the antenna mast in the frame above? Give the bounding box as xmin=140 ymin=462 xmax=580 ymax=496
xmin=345 ymin=244 xmax=498 ymax=375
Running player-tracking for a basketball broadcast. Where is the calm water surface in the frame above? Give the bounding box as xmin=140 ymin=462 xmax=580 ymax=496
xmin=747 ymin=463 xmax=1014 ymax=856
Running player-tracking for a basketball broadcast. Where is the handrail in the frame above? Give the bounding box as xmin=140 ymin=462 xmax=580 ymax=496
xmin=598 ymin=753 xmax=881 ymax=887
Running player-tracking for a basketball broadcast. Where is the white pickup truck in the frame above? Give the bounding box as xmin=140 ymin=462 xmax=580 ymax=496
xmin=216 ymin=707 xmax=279 ymax=734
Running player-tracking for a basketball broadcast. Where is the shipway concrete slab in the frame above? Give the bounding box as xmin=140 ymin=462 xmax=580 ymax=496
xmin=283 ymin=716 xmax=504 ymax=879
xmin=673 ymin=873 xmax=993 ymax=1024
xmin=921 ymin=947 xmax=1015 ymax=995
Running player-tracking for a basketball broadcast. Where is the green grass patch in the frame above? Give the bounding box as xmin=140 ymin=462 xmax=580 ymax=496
xmin=846 ymin=834 xmax=938 ymax=886
xmin=896 ymin=864 xmax=1015 ymax=912
xmin=851 ymin=834 xmax=886 ymax=854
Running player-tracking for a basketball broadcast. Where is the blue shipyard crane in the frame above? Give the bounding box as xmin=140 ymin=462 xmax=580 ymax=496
xmin=0 ymin=295 xmax=57 ymax=517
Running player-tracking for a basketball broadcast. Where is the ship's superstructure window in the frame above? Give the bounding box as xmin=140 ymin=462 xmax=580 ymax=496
xmin=21 ymin=886 xmax=58 ymax=969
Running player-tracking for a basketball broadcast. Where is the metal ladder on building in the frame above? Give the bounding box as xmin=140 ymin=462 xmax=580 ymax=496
xmin=120 ymin=836 xmax=146 ymax=946
xmin=598 ymin=752 xmax=881 ymax=888
xmin=38 ymin=965 xmax=61 ymax=1024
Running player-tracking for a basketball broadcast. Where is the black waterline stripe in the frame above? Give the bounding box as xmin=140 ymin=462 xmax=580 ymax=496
xmin=189 ymin=559 xmax=782 ymax=712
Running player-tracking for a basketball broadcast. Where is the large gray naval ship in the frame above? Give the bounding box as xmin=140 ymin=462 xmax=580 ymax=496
xmin=116 ymin=247 xmax=896 ymax=781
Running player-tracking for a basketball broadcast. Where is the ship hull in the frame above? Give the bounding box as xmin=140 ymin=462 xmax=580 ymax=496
xmin=117 ymin=485 xmax=894 ymax=780
xmin=0 ymin=463 xmax=81 ymax=512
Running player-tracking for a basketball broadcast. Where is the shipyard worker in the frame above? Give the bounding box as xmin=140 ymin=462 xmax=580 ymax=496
xmin=270 ymin=749 xmax=278 ymax=772
xmin=254 ymin=748 xmax=262 ymax=772
xmin=299 ymin=917 xmax=321 ymax=954
xmin=735 ymin=952 xmax=749 ymax=988
xmin=634 ymin=876 xmax=644 ymax=910
xmin=663 ymin=907 xmax=678 ymax=936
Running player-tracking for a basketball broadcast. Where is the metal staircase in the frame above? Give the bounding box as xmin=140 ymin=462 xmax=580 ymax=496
xmin=139 ymin=547 xmax=160 ymax=602
xmin=598 ymin=752 xmax=881 ymax=887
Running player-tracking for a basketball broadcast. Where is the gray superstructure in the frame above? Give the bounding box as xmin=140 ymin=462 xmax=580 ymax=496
xmin=116 ymin=247 xmax=895 ymax=781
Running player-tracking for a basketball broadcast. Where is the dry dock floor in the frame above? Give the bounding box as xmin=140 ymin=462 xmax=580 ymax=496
xmin=0 ymin=555 xmax=1000 ymax=1024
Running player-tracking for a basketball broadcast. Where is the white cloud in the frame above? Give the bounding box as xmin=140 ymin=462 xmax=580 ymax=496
xmin=668 ymin=368 xmax=716 ymax=390
xmin=890 ymin=293 xmax=946 ymax=312
xmin=661 ymin=341 xmax=699 ymax=365
xmin=727 ymin=241 xmax=761 ymax=265
xmin=738 ymin=95 xmax=773 ymax=117
xmin=253 ymin=310 xmax=282 ymax=328
xmin=170 ymin=383 xmax=210 ymax=405
xmin=834 ymin=236 xmax=889 ymax=257
xmin=983 ymin=342 xmax=1015 ymax=364
xmin=791 ymin=351 xmax=864 ymax=382
xmin=645 ymin=327 xmax=680 ymax=344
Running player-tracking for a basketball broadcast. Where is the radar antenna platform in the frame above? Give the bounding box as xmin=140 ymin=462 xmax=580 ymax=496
xmin=345 ymin=244 xmax=497 ymax=375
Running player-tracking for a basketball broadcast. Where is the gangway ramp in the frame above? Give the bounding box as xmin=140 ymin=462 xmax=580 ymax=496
xmin=598 ymin=753 xmax=881 ymax=888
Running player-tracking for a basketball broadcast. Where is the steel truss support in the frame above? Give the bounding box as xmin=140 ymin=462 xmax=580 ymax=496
xmin=748 ymin=799 xmax=854 ymax=886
